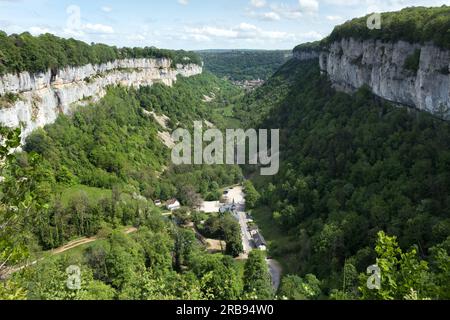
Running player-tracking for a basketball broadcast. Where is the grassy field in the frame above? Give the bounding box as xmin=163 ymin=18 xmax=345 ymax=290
xmin=59 ymin=185 xmax=112 ymax=206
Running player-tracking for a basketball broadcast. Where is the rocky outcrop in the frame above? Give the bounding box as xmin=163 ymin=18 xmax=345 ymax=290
xmin=0 ymin=59 xmax=202 ymax=142
xmin=293 ymin=49 xmax=320 ymax=61
xmin=293 ymin=42 xmax=321 ymax=61
xmin=318 ymin=38 xmax=450 ymax=119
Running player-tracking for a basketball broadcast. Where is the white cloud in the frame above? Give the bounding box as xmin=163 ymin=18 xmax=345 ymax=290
xmin=101 ymin=6 xmax=112 ymax=13
xmin=83 ymin=23 xmax=115 ymax=34
xmin=298 ymin=0 xmax=319 ymax=14
xmin=260 ymin=11 xmax=281 ymax=21
xmin=181 ymin=22 xmax=322 ymax=45
xmin=323 ymin=0 xmax=363 ymax=5
xmin=250 ymin=0 xmax=267 ymax=8
xmin=247 ymin=10 xmax=281 ymax=21
xmin=185 ymin=26 xmax=238 ymax=38
xmin=127 ymin=33 xmax=146 ymax=41
xmin=178 ymin=0 xmax=189 ymax=5
xmin=270 ymin=3 xmax=303 ymax=20
xmin=326 ymin=15 xmax=343 ymax=21
xmin=29 ymin=26 xmax=51 ymax=35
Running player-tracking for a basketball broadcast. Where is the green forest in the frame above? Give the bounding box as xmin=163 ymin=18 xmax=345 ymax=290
xmin=198 ymin=50 xmax=292 ymax=81
xmin=327 ymin=6 xmax=450 ymax=49
xmin=240 ymin=58 xmax=450 ymax=300
xmin=0 ymin=71 xmax=260 ymax=300
xmin=0 ymin=31 xmax=201 ymax=75
xmin=1 ymin=5 xmax=450 ymax=301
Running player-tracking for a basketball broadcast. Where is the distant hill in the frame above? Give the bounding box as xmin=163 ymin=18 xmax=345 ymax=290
xmin=197 ymin=50 xmax=292 ymax=81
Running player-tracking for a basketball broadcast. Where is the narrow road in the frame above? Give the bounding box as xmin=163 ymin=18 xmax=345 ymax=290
xmin=237 ymin=211 xmax=252 ymax=256
xmin=226 ymin=186 xmax=252 ymax=256
xmin=226 ymin=185 xmax=282 ymax=290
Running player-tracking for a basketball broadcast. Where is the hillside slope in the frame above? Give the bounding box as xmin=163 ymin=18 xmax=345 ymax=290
xmin=243 ymin=56 xmax=450 ymax=299
xmin=198 ymin=50 xmax=292 ymax=81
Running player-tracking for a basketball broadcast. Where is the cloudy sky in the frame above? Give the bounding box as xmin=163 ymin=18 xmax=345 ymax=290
xmin=0 ymin=0 xmax=449 ymax=50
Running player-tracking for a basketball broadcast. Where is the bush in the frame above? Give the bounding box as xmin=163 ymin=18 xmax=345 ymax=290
xmin=404 ymin=49 xmax=421 ymax=73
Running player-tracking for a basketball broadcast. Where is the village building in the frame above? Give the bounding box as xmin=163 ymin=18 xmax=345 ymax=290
xmin=166 ymin=199 xmax=181 ymax=211
xmin=252 ymin=231 xmax=267 ymax=251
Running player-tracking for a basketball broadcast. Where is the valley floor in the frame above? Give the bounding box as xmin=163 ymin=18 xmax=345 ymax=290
xmin=203 ymin=185 xmax=282 ymax=290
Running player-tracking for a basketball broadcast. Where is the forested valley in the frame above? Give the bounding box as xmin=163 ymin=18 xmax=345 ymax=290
xmin=198 ymin=50 xmax=292 ymax=81
xmin=1 ymin=6 xmax=450 ymax=300
xmin=0 ymin=69 xmax=273 ymax=300
xmin=239 ymin=59 xmax=450 ymax=300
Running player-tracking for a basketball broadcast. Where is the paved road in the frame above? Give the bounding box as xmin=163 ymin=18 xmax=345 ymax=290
xmin=226 ymin=186 xmax=282 ymax=290
xmin=226 ymin=187 xmax=252 ymax=255
xmin=237 ymin=211 xmax=253 ymax=256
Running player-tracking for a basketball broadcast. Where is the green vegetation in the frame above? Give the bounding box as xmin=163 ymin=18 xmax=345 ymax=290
xmin=0 ymin=31 xmax=201 ymax=75
xmin=198 ymin=50 xmax=292 ymax=81
xmin=241 ymin=57 xmax=450 ymax=299
xmin=0 ymin=70 xmax=249 ymax=300
xmin=137 ymin=71 xmax=244 ymax=129
xmin=328 ymin=6 xmax=450 ymax=49
xmin=10 ymin=224 xmax=248 ymax=300
xmin=0 ymin=93 xmax=22 ymax=108
xmin=0 ymin=127 xmax=25 ymax=277
xmin=404 ymin=49 xmax=421 ymax=73
xmin=243 ymin=180 xmax=260 ymax=209
xmin=235 ymin=57 xmax=309 ymax=128
xmin=243 ymin=250 xmax=273 ymax=299
xmin=358 ymin=231 xmax=450 ymax=300
xmin=293 ymin=41 xmax=323 ymax=54
xmin=22 ymin=73 xmax=243 ymax=206
xmin=279 ymin=274 xmax=322 ymax=300
xmin=196 ymin=213 xmax=243 ymax=257
xmin=2 ymin=8 xmax=450 ymax=300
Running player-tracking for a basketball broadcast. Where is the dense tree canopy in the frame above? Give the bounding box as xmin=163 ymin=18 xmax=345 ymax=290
xmin=198 ymin=50 xmax=292 ymax=81
xmin=327 ymin=6 xmax=450 ymax=49
xmin=241 ymin=57 xmax=450 ymax=299
xmin=0 ymin=31 xmax=201 ymax=75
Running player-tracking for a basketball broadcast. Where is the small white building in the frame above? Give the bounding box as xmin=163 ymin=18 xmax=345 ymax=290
xmin=166 ymin=199 xmax=181 ymax=211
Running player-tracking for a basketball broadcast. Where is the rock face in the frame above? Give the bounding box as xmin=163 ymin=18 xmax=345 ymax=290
xmin=293 ymin=49 xmax=320 ymax=61
xmin=317 ymin=38 xmax=450 ymax=119
xmin=0 ymin=58 xmax=202 ymax=142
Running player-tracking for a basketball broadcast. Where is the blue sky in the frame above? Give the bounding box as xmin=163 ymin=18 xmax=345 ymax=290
xmin=0 ymin=0 xmax=449 ymax=50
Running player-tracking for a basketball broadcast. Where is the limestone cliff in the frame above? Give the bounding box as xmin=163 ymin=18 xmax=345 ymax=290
xmin=320 ymin=39 xmax=450 ymax=119
xmin=292 ymin=42 xmax=321 ymax=61
xmin=294 ymin=38 xmax=450 ymax=119
xmin=0 ymin=58 xmax=202 ymax=142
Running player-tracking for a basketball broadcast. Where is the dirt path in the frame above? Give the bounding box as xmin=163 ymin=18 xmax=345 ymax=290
xmin=3 ymin=227 xmax=138 ymax=278
xmin=52 ymin=227 xmax=138 ymax=255
xmin=51 ymin=237 xmax=98 ymax=254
